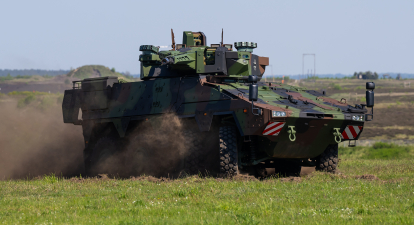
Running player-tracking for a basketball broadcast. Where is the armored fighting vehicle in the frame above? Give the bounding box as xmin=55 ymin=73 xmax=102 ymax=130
xmin=62 ymin=30 xmax=375 ymax=177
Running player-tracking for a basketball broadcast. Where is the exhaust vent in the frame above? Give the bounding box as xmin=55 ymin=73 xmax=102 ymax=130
xmin=306 ymin=113 xmax=333 ymax=119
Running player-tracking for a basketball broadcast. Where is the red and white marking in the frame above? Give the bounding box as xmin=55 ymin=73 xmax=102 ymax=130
xmin=341 ymin=125 xmax=363 ymax=140
xmin=262 ymin=122 xmax=285 ymax=136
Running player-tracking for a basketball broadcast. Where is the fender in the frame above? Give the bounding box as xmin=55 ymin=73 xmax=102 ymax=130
xmin=62 ymin=89 xmax=82 ymax=125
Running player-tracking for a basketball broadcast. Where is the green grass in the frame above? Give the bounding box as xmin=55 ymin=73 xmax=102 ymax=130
xmin=0 ymin=75 xmax=32 ymax=81
xmin=331 ymin=83 xmax=343 ymax=90
xmin=340 ymin=142 xmax=413 ymax=160
xmin=8 ymin=91 xmax=52 ymax=96
xmin=0 ymin=75 xmax=54 ymax=83
xmin=1 ymin=171 xmax=414 ymax=224
xmin=0 ymin=74 xmax=14 ymax=82
xmin=1 ymin=144 xmax=414 ymax=224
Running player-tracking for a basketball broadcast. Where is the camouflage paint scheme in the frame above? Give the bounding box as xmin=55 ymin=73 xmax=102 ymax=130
xmin=62 ymin=31 xmax=368 ymax=167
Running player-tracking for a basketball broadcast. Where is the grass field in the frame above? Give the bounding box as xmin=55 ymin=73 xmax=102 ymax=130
xmin=1 ymin=145 xmax=414 ymax=224
xmin=1 ymin=78 xmax=414 ymax=224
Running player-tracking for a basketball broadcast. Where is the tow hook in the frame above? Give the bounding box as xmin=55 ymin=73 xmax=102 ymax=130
xmin=333 ymin=128 xmax=341 ymax=143
xmin=288 ymin=126 xmax=296 ymax=142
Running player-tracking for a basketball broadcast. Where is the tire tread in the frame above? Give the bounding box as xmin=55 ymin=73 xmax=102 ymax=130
xmin=219 ymin=126 xmax=238 ymax=177
xmin=316 ymin=144 xmax=338 ymax=173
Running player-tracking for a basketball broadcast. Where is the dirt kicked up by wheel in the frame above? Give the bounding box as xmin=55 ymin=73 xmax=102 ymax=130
xmin=316 ymin=144 xmax=339 ymax=173
xmin=85 ymin=136 xmax=124 ymax=177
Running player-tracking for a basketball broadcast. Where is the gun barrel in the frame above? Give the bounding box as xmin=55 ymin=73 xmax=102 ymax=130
xmin=161 ymin=57 xmax=174 ymax=65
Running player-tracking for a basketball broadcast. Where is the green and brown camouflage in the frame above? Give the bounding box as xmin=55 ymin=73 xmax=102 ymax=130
xmin=62 ymin=30 xmax=374 ymax=175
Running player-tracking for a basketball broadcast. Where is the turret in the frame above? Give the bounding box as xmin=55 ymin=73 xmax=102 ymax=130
xmin=138 ymin=30 xmax=269 ymax=83
xmin=182 ymin=31 xmax=207 ymax=47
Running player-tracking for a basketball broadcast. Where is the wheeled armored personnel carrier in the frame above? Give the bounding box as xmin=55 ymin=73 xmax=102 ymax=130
xmin=62 ymin=30 xmax=375 ymax=177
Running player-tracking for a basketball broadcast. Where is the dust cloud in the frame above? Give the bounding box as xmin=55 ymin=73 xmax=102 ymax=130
xmin=0 ymin=99 xmax=84 ymax=179
xmin=94 ymin=114 xmax=192 ymax=178
xmin=0 ymin=98 xmax=306 ymax=179
xmin=0 ymin=96 xmax=220 ymax=179
xmin=121 ymin=114 xmax=221 ymax=178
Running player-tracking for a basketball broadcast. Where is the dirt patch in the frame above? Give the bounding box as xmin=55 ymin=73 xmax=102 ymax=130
xmin=362 ymin=128 xmax=414 ymax=139
xmin=367 ymin=107 xmax=414 ymax=127
xmin=97 ymin=174 xmax=111 ymax=180
xmin=279 ymin=176 xmax=302 ymax=182
xmin=360 ymin=106 xmax=414 ymax=139
xmin=300 ymin=167 xmax=315 ymax=176
xmin=129 ymin=176 xmax=171 ymax=183
xmin=355 ymin=174 xmax=378 ymax=180
xmin=67 ymin=177 xmax=87 ymax=183
xmin=0 ymin=83 xmax=70 ymax=94
xmin=231 ymin=173 xmax=258 ymax=181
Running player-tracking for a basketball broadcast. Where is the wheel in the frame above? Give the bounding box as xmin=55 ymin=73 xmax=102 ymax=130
xmin=316 ymin=144 xmax=338 ymax=173
xmin=274 ymin=159 xmax=301 ymax=177
xmin=219 ymin=126 xmax=239 ymax=177
xmin=184 ymin=131 xmax=203 ymax=175
xmin=86 ymin=136 xmax=124 ymax=176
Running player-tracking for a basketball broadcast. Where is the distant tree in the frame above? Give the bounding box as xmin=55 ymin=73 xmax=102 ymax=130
xmin=111 ymin=68 xmax=116 ymax=73
xmin=353 ymin=71 xmax=378 ymax=80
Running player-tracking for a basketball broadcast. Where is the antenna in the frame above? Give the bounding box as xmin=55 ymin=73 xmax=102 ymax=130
xmin=171 ymin=29 xmax=175 ymax=50
xmin=302 ymin=53 xmax=316 ymax=80
xmin=221 ymin=28 xmax=224 ymax=47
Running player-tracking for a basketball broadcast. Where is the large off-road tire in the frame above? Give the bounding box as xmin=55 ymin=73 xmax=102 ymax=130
xmin=184 ymin=131 xmax=203 ymax=175
xmin=219 ymin=126 xmax=239 ymax=177
xmin=316 ymin=144 xmax=338 ymax=173
xmin=86 ymin=136 xmax=123 ymax=176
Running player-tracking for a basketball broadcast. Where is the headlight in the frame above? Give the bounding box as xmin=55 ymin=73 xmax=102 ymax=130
xmin=352 ymin=115 xmax=364 ymax=121
xmin=272 ymin=111 xmax=286 ymax=117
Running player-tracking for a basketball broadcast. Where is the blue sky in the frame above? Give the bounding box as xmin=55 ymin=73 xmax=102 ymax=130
xmin=1 ymin=0 xmax=413 ymax=75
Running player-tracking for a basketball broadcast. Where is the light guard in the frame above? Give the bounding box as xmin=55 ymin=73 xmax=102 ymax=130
xmin=272 ymin=111 xmax=286 ymax=117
